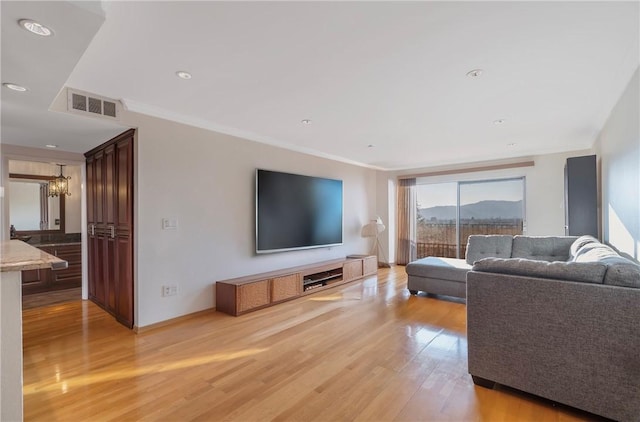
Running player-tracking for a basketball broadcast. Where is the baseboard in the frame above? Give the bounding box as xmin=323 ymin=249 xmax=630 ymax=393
xmin=133 ymin=307 xmax=215 ymax=333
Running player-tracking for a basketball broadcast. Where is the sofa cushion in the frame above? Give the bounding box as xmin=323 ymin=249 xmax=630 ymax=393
xmin=569 ymin=235 xmax=600 ymax=260
xmin=472 ymin=257 xmax=607 ymax=284
xmin=603 ymin=262 xmax=640 ymax=288
xmin=406 ymin=257 xmax=471 ymax=283
xmin=571 ymin=242 xmax=640 ymax=288
xmin=511 ymin=236 xmax=577 ymax=262
xmin=571 ymin=241 xmax=618 ymax=262
xmin=465 ymin=235 xmax=513 ymax=265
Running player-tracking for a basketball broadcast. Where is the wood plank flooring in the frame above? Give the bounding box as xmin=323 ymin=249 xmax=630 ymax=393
xmin=22 ymin=266 xmax=603 ymax=421
xmin=22 ymin=287 xmax=81 ymax=310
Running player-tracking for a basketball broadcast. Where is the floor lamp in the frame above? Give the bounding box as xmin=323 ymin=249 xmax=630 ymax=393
xmin=361 ymin=217 xmax=390 ymax=268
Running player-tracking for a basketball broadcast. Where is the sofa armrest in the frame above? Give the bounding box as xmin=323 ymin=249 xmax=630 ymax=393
xmin=466 ymin=270 xmax=640 ymax=421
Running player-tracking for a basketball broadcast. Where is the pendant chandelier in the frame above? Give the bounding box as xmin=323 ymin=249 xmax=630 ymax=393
xmin=49 ymin=164 xmax=71 ymax=197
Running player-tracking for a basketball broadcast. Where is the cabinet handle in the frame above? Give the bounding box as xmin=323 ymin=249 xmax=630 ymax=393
xmin=110 ymin=226 xmax=116 ymax=238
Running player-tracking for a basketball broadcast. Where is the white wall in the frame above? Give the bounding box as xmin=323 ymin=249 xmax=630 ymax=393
xmin=594 ymin=67 xmax=640 ymax=260
xmin=121 ymin=112 xmax=377 ymax=327
xmin=376 ymin=150 xmax=593 ymax=263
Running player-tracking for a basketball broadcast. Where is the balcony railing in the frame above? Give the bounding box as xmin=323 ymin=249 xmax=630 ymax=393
xmin=416 ymin=221 xmax=522 ymax=259
xmin=417 ymin=242 xmax=459 ymax=259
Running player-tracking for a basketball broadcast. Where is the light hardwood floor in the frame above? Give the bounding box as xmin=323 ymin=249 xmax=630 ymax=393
xmin=22 ymin=287 xmax=81 ymax=310
xmin=22 ymin=266 xmax=602 ymax=421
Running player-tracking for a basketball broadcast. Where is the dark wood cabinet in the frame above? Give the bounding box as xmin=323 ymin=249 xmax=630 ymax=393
xmin=86 ymin=129 xmax=135 ymax=328
xmin=21 ymin=268 xmax=52 ymax=294
xmin=22 ymin=243 xmax=81 ymax=295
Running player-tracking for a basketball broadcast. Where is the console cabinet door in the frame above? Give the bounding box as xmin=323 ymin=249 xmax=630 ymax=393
xmin=343 ymin=260 xmax=363 ymax=282
xmin=363 ymin=256 xmax=378 ymax=276
xmin=237 ymin=280 xmax=271 ymax=313
xmin=271 ymin=274 xmax=302 ymax=302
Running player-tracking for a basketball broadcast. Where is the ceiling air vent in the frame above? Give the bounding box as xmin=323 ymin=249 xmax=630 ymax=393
xmin=67 ymin=88 xmax=121 ymax=121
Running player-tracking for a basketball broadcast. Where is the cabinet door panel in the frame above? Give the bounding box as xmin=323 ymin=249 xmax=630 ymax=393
xmin=363 ymin=256 xmax=378 ymax=276
xmin=86 ymin=158 xmax=95 ymax=222
xmin=116 ymin=137 xmax=133 ymax=228
xmin=22 ymin=269 xmax=43 ymax=284
xmin=104 ymin=145 xmax=116 ymax=226
xmin=87 ymin=236 xmax=98 ymax=299
xmin=49 ymin=244 xmax=82 ymax=289
xmin=21 ymin=268 xmax=52 ymax=294
xmin=94 ymin=151 xmax=104 ymax=224
xmin=115 ymin=235 xmax=134 ymax=328
xmin=105 ymin=237 xmax=116 ymax=313
xmin=237 ymin=281 xmax=270 ymax=313
xmin=343 ymin=260 xmax=363 ymax=282
xmin=93 ymin=234 xmax=107 ymax=305
xmin=87 ymin=157 xmax=97 ymax=299
xmin=271 ymin=274 xmax=302 ymax=302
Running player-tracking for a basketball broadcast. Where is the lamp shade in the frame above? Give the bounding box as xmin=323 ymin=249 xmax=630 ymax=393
xmin=361 ymin=217 xmax=386 ymax=238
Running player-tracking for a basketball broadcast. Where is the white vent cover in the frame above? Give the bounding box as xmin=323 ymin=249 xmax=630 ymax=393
xmin=67 ymin=88 xmax=121 ymax=120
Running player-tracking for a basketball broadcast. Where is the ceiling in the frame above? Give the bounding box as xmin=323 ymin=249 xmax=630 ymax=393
xmin=0 ymin=1 xmax=128 ymax=155
xmin=2 ymin=1 xmax=638 ymax=170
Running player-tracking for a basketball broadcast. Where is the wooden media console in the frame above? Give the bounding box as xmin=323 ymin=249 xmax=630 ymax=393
xmin=215 ymin=255 xmax=377 ymax=316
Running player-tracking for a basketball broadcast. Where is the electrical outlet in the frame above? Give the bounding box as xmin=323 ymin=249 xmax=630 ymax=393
xmin=162 ymin=284 xmax=178 ymax=297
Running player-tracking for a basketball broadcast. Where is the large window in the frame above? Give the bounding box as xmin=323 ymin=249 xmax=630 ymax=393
xmin=416 ymin=178 xmax=525 ymax=258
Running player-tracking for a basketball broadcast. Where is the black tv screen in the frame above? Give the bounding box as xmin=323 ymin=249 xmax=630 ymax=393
xmin=256 ymin=169 xmax=343 ymax=253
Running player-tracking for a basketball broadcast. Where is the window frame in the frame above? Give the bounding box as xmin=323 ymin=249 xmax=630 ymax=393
xmin=416 ymin=176 xmax=526 ymax=258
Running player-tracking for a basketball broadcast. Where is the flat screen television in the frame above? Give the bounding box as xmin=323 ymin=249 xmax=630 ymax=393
xmin=256 ymin=169 xmax=343 ymax=253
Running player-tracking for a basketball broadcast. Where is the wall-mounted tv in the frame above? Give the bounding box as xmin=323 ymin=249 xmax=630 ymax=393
xmin=256 ymin=169 xmax=343 ymax=254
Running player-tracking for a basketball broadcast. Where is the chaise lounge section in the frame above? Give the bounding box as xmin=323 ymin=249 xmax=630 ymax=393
xmin=406 ymin=234 xmax=575 ymax=298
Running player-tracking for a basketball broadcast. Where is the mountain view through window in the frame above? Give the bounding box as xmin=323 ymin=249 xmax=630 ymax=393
xmin=416 ymin=178 xmax=525 ymax=258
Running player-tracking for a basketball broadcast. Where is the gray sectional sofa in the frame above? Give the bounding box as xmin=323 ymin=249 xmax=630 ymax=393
xmin=467 ymin=235 xmax=640 ymax=422
xmin=406 ymin=234 xmax=640 ymax=421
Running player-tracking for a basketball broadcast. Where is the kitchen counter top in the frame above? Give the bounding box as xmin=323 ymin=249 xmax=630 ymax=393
xmin=0 ymin=240 xmax=68 ymax=272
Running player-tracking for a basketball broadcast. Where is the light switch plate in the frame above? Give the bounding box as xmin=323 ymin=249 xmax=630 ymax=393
xmin=162 ymin=217 xmax=177 ymax=230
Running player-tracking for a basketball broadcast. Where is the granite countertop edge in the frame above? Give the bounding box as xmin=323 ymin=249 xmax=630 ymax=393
xmin=1 ymin=240 xmax=67 ymax=272
xmin=29 ymin=241 xmax=82 ymax=247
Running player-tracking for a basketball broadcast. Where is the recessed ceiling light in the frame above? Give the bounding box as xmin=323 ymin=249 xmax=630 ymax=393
xmin=493 ymin=119 xmax=506 ymax=125
xmin=18 ymin=19 xmax=52 ymax=37
xmin=466 ymin=69 xmax=483 ymax=78
xmin=45 ymin=144 xmax=58 ymax=149
xmin=3 ymin=83 xmax=28 ymax=92
xmin=301 ymin=119 xmax=312 ymax=125
xmin=176 ymin=71 xmax=192 ymax=80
